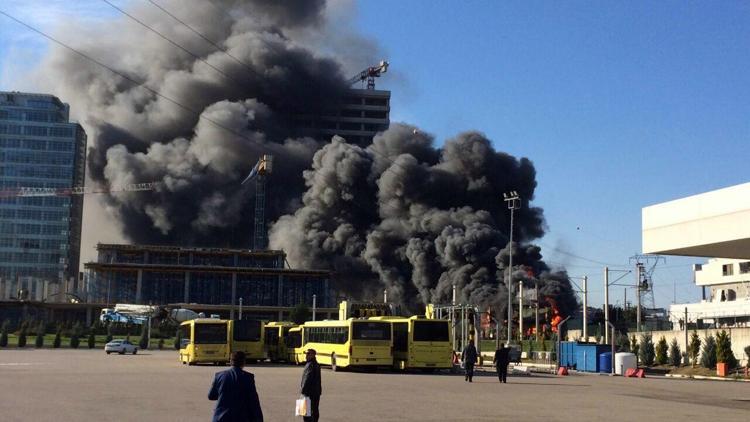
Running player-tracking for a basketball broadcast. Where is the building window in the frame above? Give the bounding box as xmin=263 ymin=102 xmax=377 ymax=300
xmin=364 ymin=97 xmax=387 ymax=106
xmin=722 ymin=264 xmax=734 ymax=276
xmin=24 ymin=126 xmax=48 ymax=136
xmin=50 ymin=127 xmax=73 ymax=138
xmin=739 ymin=262 xmax=750 ymax=274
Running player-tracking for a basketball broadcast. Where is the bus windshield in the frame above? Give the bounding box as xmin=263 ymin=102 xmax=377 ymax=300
xmin=194 ymin=324 xmax=227 ymax=344
xmin=233 ymin=320 xmax=262 ymax=342
xmin=413 ymin=321 xmax=449 ymax=342
xmin=352 ymin=322 xmax=390 ymax=341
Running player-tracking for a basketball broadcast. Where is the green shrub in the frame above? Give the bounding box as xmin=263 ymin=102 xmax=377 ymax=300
xmin=688 ymin=331 xmax=701 ymax=367
xmin=158 ymin=338 xmax=164 ymax=350
xmin=715 ymin=330 xmax=737 ymax=368
xmin=700 ymin=335 xmax=716 ymax=369
xmin=106 ymin=324 xmax=113 ymax=344
xmin=138 ymin=322 xmax=149 ymax=350
xmin=669 ymin=338 xmax=681 ymax=367
xmin=744 ymin=345 xmax=750 ymax=368
xmin=17 ymin=325 xmax=27 ymax=348
xmin=630 ymin=334 xmax=639 ymax=359
xmin=88 ymin=331 xmax=95 ymax=349
xmin=35 ymin=321 xmax=45 ymax=348
xmin=53 ymin=327 xmax=62 ymax=349
xmin=0 ymin=322 xmax=8 ymax=347
xmin=70 ymin=333 xmax=80 ymax=349
xmin=639 ymin=333 xmax=655 ymax=366
xmin=616 ymin=332 xmax=630 ymax=352
xmin=655 ymin=336 xmax=668 ymax=365
xmin=174 ymin=329 xmax=182 ymax=350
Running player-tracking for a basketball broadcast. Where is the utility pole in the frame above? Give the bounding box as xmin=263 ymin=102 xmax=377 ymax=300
xmin=312 ymin=294 xmax=317 ymax=321
xmin=582 ymin=276 xmax=588 ymax=342
xmin=503 ymin=191 xmax=521 ymax=343
xmin=519 ymin=279 xmax=523 ymax=342
xmin=238 ymin=297 xmax=243 ymax=320
xmin=684 ymin=306 xmax=688 ymax=365
xmin=535 ymin=282 xmax=540 ymax=342
xmin=636 ymin=263 xmax=642 ymax=333
xmin=604 ymin=267 xmax=609 ymax=343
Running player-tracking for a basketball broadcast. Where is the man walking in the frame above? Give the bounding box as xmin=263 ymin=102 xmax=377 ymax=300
xmin=461 ymin=341 xmax=478 ymax=382
xmin=208 ymin=351 xmax=264 ymax=422
xmin=493 ymin=343 xmax=510 ymax=383
xmin=300 ymin=349 xmax=322 ymax=422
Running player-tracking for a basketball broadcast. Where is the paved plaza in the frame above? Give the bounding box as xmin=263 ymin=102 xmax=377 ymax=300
xmin=0 ymin=349 xmax=748 ymax=421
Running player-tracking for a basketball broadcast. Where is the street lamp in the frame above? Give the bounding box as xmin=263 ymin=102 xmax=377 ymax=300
xmin=503 ymin=191 xmax=521 ymax=344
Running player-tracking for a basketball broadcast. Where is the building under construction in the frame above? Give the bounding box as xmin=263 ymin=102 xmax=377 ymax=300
xmin=80 ymin=243 xmax=336 ymax=321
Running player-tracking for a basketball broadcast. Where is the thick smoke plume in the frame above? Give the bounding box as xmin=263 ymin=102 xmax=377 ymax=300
xmin=37 ymin=1 xmax=577 ymax=315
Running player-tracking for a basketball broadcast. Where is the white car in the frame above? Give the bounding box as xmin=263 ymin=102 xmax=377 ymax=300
xmin=105 ymin=339 xmax=138 ymax=355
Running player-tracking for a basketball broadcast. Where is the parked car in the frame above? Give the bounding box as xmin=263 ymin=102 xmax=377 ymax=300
xmin=105 ymin=339 xmax=138 ymax=355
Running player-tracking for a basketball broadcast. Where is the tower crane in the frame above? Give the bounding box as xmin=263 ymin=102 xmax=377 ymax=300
xmin=241 ymin=154 xmax=273 ymax=250
xmin=0 ymin=182 xmax=157 ymax=198
xmin=348 ymin=60 xmax=389 ymax=89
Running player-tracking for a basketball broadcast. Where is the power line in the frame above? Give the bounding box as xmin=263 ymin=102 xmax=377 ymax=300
xmin=144 ymin=0 xmax=258 ymax=76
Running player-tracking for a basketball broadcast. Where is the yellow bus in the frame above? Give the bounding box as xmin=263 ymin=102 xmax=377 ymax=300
xmin=283 ymin=326 xmax=304 ymax=364
xmin=264 ymin=321 xmax=297 ymax=362
xmin=373 ymin=316 xmax=452 ymax=371
xmin=301 ymin=319 xmax=392 ymax=371
xmin=178 ymin=318 xmax=230 ymax=365
xmin=228 ymin=319 xmax=265 ymax=362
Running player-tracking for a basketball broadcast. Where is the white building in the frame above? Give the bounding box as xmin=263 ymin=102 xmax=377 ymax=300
xmin=642 ymin=182 xmax=750 ymax=329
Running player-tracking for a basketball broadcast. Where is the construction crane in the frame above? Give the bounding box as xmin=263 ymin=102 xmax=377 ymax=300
xmin=0 ymin=182 xmax=157 ymax=198
xmin=348 ymin=60 xmax=389 ymax=89
xmin=241 ymin=154 xmax=273 ymax=250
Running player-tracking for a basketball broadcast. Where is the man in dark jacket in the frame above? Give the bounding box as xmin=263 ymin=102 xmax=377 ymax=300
xmin=300 ymin=349 xmax=322 ymax=422
xmin=461 ymin=342 xmax=478 ymax=382
xmin=208 ymin=351 xmax=264 ymax=422
xmin=493 ymin=343 xmax=510 ymax=383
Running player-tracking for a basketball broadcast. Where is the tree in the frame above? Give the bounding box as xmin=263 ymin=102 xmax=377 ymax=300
xmin=0 ymin=321 xmax=9 ymax=347
xmin=87 ymin=329 xmax=96 ymax=349
xmin=616 ymin=332 xmax=630 ymax=352
xmin=53 ymin=327 xmax=62 ymax=348
xmin=655 ymin=336 xmax=668 ymax=365
xmin=639 ymin=333 xmax=655 ymax=366
xmin=174 ymin=328 xmax=182 ymax=350
xmin=669 ymin=338 xmax=681 ymax=367
xmin=158 ymin=338 xmax=165 ymax=350
xmin=17 ymin=324 xmax=27 ymax=348
xmin=139 ymin=322 xmax=149 ymax=350
xmin=700 ymin=335 xmax=716 ymax=369
xmin=289 ymin=303 xmax=311 ymax=325
xmin=35 ymin=321 xmax=45 ymax=348
xmin=630 ymin=334 xmax=640 ymax=363
xmin=70 ymin=322 xmax=82 ymax=349
xmin=105 ymin=323 xmax=113 ymax=344
xmin=688 ymin=331 xmax=701 ymax=367
xmin=715 ymin=330 xmax=738 ymax=369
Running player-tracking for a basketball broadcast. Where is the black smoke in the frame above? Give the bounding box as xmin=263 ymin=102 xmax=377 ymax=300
xmin=37 ymin=0 xmax=577 ymax=314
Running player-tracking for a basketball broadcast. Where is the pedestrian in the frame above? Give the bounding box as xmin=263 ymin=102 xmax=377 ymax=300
xmin=208 ymin=351 xmax=264 ymax=422
xmin=493 ymin=343 xmax=510 ymax=383
xmin=461 ymin=341 xmax=478 ymax=382
xmin=300 ymin=348 xmax=322 ymax=422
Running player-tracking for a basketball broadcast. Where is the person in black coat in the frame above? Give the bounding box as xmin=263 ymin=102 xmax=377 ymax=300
xmin=208 ymin=351 xmax=264 ymax=422
xmin=461 ymin=342 xmax=478 ymax=382
xmin=300 ymin=349 xmax=322 ymax=422
xmin=493 ymin=343 xmax=510 ymax=383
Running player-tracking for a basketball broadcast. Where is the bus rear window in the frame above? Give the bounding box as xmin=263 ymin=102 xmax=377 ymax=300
xmin=413 ymin=321 xmax=449 ymax=342
xmin=352 ymin=322 xmax=390 ymax=341
xmin=233 ymin=320 xmax=262 ymax=342
xmin=194 ymin=324 xmax=227 ymax=344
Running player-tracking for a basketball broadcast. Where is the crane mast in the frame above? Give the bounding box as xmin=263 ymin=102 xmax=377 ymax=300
xmin=348 ymin=60 xmax=389 ymax=89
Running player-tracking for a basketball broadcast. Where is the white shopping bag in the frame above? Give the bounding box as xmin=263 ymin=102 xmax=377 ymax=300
xmin=295 ymin=395 xmax=311 ymax=417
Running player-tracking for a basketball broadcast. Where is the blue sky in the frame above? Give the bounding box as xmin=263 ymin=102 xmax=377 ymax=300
xmin=2 ymin=1 xmax=749 ymax=309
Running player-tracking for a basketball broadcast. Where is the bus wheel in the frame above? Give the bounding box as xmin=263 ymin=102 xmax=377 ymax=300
xmin=331 ymin=354 xmax=338 ymax=372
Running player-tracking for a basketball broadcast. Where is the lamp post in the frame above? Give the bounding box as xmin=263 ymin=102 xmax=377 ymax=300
xmin=503 ymin=191 xmax=521 ymax=344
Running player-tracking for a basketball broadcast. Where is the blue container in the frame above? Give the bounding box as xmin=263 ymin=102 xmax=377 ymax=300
xmin=599 ymin=352 xmax=612 ymax=373
xmin=559 ymin=341 xmax=577 ymax=368
xmin=575 ymin=343 xmax=611 ymax=372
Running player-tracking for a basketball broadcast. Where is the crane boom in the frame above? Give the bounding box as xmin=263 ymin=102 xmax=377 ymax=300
xmin=0 ymin=182 xmax=158 ymax=198
xmin=348 ymin=60 xmax=389 ymax=89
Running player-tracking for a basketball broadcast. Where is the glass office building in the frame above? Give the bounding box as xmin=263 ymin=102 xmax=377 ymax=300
xmin=0 ymin=92 xmax=87 ymax=301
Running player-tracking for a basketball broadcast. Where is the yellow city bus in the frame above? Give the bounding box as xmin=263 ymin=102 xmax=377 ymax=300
xmin=373 ymin=316 xmax=452 ymax=371
xmin=300 ymin=319 xmax=392 ymax=371
xmin=284 ymin=326 xmax=304 ymax=364
xmin=178 ymin=318 xmax=230 ymax=365
xmin=228 ymin=319 xmax=265 ymax=362
xmin=264 ymin=321 xmax=297 ymax=362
